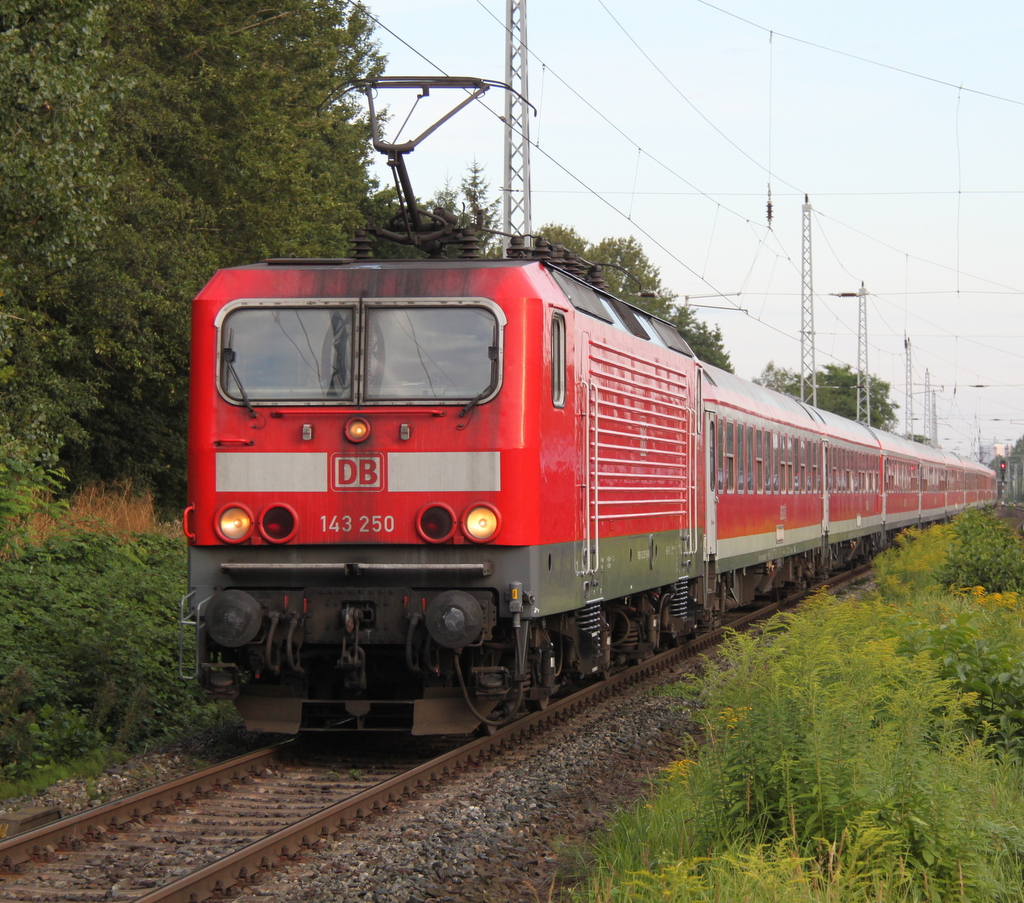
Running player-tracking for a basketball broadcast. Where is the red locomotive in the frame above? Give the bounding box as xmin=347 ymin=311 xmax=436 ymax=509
xmin=179 ymin=79 xmax=996 ymax=734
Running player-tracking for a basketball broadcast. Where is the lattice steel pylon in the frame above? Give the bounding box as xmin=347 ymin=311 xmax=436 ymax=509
xmin=904 ymin=335 xmax=913 ymax=438
xmin=502 ymin=0 xmax=532 ymax=251
xmin=923 ymin=369 xmax=933 ymax=446
xmin=856 ymin=282 xmax=870 ymax=427
xmin=800 ymin=196 xmax=817 ymax=406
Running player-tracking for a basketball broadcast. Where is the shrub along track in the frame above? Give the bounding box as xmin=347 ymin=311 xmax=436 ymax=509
xmin=0 ymin=565 xmax=870 ymax=903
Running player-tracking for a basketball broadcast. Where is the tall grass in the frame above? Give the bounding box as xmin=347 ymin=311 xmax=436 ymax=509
xmin=573 ymin=512 xmax=1024 ymax=903
xmin=28 ymin=480 xmax=178 ymax=542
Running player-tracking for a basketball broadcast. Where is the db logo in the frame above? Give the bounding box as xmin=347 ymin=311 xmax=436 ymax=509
xmin=332 ymin=455 xmax=383 ymax=490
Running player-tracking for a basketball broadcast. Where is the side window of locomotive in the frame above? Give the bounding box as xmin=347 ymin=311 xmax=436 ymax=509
xmin=364 ymin=306 xmax=498 ymax=401
xmin=551 ymin=313 xmax=566 ymax=407
xmin=220 ymin=307 xmax=354 ymax=401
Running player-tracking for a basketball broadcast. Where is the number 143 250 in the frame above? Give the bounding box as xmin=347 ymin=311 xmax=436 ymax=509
xmin=320 ymin=515 xmax=395 ymax=533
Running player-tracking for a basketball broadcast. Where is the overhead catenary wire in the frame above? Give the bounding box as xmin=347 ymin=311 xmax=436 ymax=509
xmin=358 ymin=2 xmax=1024 ymax=452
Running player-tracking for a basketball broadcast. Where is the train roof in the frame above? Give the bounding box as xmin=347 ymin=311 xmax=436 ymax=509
xmin=702 ymin=363 xmax=878 ymax=446
xmin=211 ymin=257 xmax=700 ymax=360
xmin=702 ymin=362 xmax=990 ymax=473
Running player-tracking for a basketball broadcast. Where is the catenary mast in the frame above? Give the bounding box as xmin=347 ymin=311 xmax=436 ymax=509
xmin=502 ymin=0 xmax=532 ymax=250
xmin=800 ymin=196 xmax=817 ymax=406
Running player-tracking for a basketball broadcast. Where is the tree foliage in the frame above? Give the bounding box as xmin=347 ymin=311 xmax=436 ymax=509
xmin=1 ymin=0 xmax=382 ymax=515
xmin=754 ymin=360 xmax=899 ymax=432
xmin=536 ymin=225 xmax=733 ymax=371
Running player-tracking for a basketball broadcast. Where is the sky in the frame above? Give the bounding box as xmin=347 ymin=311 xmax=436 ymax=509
xmin=357 ymin=0 xmax=1024 ymax=460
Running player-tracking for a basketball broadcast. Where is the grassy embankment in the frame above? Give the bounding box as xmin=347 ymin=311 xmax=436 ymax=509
xmin=573 ymin=509 xmax=1024 ymax=903
xmin=0 ymin=485 xmax=234 ymax=802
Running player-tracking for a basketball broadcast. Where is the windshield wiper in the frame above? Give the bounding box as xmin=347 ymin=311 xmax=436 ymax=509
xmin=223 ymin=341 xmax=258 ymax=419
xmin=458 ymin=346 xmax=498 ymax=423
xmin=458 ymin=385 xmax=490 ymax=420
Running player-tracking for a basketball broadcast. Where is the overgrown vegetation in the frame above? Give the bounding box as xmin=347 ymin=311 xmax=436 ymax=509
xmin=575 ymin=509 xmax=1024 ymax=902
xmin=0 ymin=486 xmax=226 ymax=788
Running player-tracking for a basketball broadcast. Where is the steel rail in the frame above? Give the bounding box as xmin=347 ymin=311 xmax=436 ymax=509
xmin=0 ymin=744 xmax=289 ymax=870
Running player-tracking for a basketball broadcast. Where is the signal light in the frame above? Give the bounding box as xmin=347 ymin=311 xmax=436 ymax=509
xmin=259 ymin=504 xmax=297 ymax=543
xmin=417 ymin=504 xmax=457 ymax=543
xmin=462 ymin=504 xmax=501 ymax=542
xmin=216 ymin=504 xmax=254 ymax=543
xmin=345 ymin=417 xmax=371 ymax=443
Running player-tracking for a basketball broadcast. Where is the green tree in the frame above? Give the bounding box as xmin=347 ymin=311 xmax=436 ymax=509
xmin=433 ymin=159 xmax=502 ymax=257
xmin=1 ymin=0 xmax=382 ymax=515
xmin=536 ymin=224 xmax=733 ymax=371
xmin=0 ymin=0 xmax=115 ymax=529
xmin=754 ymin=361 xmax=899 ymax=432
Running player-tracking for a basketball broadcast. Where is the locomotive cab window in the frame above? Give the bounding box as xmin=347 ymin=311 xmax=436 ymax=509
xmin=221 ymin=306 xmax=355 ymax=402
xmin=217 ymin=300 xmax=503 ymax=406
xmin=364 ymin=306 xmax=498 ymax=402
xmin=551 ymin=312 xmax=566 ymax=407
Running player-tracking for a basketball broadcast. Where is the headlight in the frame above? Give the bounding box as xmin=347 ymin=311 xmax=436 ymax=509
xmin=216 ymin=505 xmax=254 ymax=542
xmin=259 ymin=504 xmax=297 ymax=543
xmin=462 ymin=504 xmax=501 ymax=542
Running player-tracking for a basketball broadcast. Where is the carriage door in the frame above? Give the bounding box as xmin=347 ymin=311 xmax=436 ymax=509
xmin=822 ymin=440 xmax=830 ymax=534
xmin=577 ymin=332 xmax=598 ymax=576
xmin=705 ymin=408 xmax=718 ymax=559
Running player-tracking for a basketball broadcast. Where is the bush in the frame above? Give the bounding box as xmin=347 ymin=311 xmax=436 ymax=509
xmin=941 ymin=508 xmax=1024 ymax=594
xmin=0 ymin=529 xmax=213 ymax=778
xmin=579 ymin=594 xmax=1024 ymax=902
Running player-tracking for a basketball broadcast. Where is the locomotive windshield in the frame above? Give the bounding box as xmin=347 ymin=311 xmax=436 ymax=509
xmin=364 ymin=306 xmax=496 ymax=400
xmin=219 ymin=301 xmax=500 ymax=405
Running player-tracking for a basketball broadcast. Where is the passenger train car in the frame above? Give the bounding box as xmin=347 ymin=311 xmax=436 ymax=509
xmin=180 ymin=245 xmax=996 ymax=734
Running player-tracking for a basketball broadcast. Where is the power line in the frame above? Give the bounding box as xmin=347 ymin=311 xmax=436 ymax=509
xmin=696 ymin=0 xmax=1024 ymax=108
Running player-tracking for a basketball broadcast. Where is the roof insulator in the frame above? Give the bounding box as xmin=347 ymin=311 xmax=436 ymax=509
xmin=351 ymin=229 xmax=373 ymax=259
xmin=586 ymin=264 xmax=609 ymax=290
xmin=457 ymin=227 xmax=481 ymax=259
xmin=505 ymin=235 xmax=527 ymax=259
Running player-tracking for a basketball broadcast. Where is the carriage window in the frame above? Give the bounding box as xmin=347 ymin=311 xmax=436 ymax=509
xmin=737 ymin=423 xmax=746 ymax=493
xmin=726 ymin=420 xmax=736 ymax=492
xmin=221 ymin=306 xmax=355 ymax=402
xmin=746 ymin=426 xmax=755 ymax=492
xmin=786 ymin=432 xmax=794 ymax=489
xmin=779 ymin=434 xmax=786 ymax=493
xmin=551 ymin=313 xmax=566 ymax=407
xmin=717 ymin=417 xmax=725 ymax=492
xmin=365 ymin=306 xmax=498 ymax=401
xmin=772 ymin=432 xmax=779 ymax=492
xmin=756 ymin=429 xmax=764 ymax=493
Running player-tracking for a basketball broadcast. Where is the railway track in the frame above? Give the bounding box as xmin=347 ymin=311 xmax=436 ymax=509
xmin=0 ymin=565 xmax=870 ymax=903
